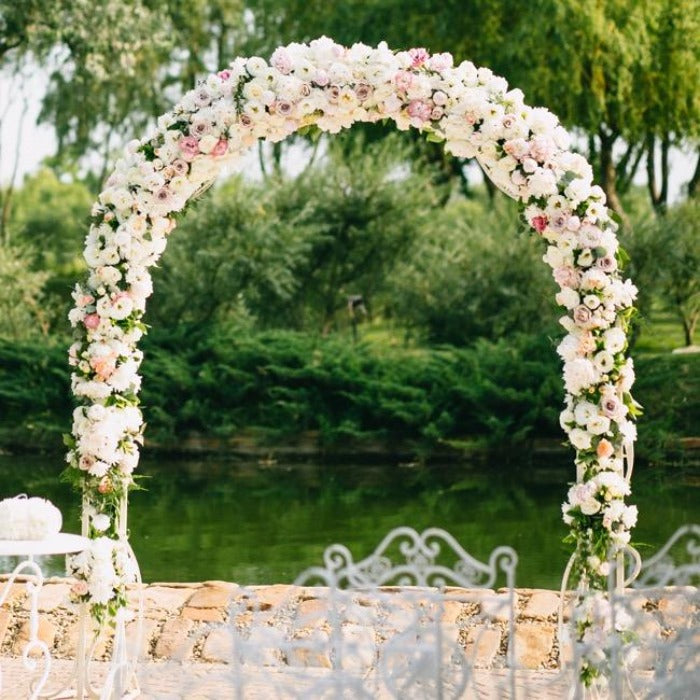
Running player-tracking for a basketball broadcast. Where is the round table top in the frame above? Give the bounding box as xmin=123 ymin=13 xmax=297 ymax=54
xmin=0 ymin=533 xmax=90 ymax=556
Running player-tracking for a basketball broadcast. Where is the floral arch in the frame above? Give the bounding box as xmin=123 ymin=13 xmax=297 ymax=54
xmin=65 ymin=38 xmax=639 ymax=616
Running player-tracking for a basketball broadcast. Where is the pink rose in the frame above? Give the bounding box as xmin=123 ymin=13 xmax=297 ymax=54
xmin=504 ymin=139 xmax=529 ymax=159
xmin=394 ymin=71 xmax=414 ymax=92
xmin=313 ymin=70 xmax=329 ymax=87
xmin=90 ymin=355 xmax=117 ymax=380
xmin=217 ymin=69 xmax=231 ymax=81
xmin=596 ymin=255 xmax=617 ymax=272
xmin=407 ymin=100 xmax=432 ymax=123
xmin=530 ymin=135 xmax=555 ymax=163
xmin=573 ymin=305 xmax=593 ymax=326
xmin=178 ymin=136 xmax=200 ymax=161
xmin=554 ymin=266 xmax=579 ymax=288
xmin=77 ymin=294 xmax=95 ymax=308
xmin=579 ymin=332 xmax=596 ymax=355
xmin=98 ymin=479 xmax=112 ymax=494
xmin=502 ymin=114 xmax=517 ymax=130
xmin=172 ymin=159 xmax=188 ymax=175
xmin=79 ymin=455 xmax=95 ymax=472
xmin=355 ymin=83 xmax=372 ymax=101
xmin=71 ymin=580 xmax=89 ymax=597
xmin=84 ymin=314 xmax=100 ymax=330
xmin=270 ymin=47 xmax=293 ymax=75
xmin=531 ymin=215 xmax=548 ymax=233
xmin=428 ymin=52 xmax=453 ymax=72
xmin=211 ymin=139 xmax=229 ymax=157
xmin=409 ymin=47 xmax=429 ymax=68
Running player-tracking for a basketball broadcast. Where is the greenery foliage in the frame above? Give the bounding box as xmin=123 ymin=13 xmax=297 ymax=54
xmin=1 ymin=328 xmax=697 ymax=466
xmin=0 ymin=1 xmax=698 ymax=466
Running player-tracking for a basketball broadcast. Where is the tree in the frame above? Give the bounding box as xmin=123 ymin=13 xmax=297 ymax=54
xmin=0 ymin=244 xmax=49 ymax=338
xmin=387 ymin=194 xmax=557 ymax=346
xmin=243 ymin=0 xmax=700 ymax=218
xmin=0 ymin=1 xmax=246 ymax=179
xmin=151 ymin=134 xmax=437 ymax=333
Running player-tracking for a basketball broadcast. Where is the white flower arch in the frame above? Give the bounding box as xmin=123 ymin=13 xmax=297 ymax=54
xmin=66 ymin=38 xmax=639 ymax=617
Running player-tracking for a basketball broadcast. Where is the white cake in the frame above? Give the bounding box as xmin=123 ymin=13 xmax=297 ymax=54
xmin=0 ymin=495 xmax=63 ymax=540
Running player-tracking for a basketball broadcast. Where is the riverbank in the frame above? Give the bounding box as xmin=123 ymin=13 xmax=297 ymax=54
xmin=1 ymin=333 xmax=698 ymax=466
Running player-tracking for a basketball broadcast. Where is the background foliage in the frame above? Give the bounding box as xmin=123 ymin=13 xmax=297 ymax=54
xmin=0 ymin=0 xmax=698 ymax=465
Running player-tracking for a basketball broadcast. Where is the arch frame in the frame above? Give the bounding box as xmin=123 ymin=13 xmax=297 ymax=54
xmin=65 ymin=38 xmax=639 ymax=620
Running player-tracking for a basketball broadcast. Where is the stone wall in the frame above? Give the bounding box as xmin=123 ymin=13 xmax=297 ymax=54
xmin=0 ymin=577 xmax=693 ymax=672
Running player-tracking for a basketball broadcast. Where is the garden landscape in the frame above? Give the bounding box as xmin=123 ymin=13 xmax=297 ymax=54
xmin=0 ymin=1 xmax=698 ymax=698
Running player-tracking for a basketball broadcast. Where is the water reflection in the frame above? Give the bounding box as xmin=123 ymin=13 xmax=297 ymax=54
xmin=0 ymin=454 xmax=697 ymax=588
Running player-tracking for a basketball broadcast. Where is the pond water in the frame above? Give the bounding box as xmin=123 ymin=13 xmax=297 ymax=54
xmin=0 ymin=453 xmax=697 ymax=589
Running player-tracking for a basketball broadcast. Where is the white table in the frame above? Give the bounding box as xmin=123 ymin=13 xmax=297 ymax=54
xmin=0 ymin=534 xmax=89 ymax=700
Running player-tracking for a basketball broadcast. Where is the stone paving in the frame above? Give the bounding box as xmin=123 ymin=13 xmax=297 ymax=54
xmin=0 ymin=577 xmax=695 ymax=698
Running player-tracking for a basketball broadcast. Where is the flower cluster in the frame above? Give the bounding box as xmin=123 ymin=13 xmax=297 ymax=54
xmin=67 ymin=536 xmax=139 ymax=623
xmin=67 ymin=38 xmax=637 ymax=616
xmin=574 ymin=591 xmax=637 ymax=687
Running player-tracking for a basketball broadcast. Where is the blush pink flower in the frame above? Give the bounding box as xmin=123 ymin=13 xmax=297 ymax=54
xmin=84 ymin=314 xmax=100 ymax=330
xmin=90 ymin=355 xmax=117 ymax=381
xmin=178 ymin=136 xmax=200 ymax=161
xmin=71 ymin=580 xmax=89 ymax=596
xmin=428 ymin=52 xmax=453 ymax=72
xmin=77 ymin=294 xmax=95 ymax=308
xmin=554 ymin=266 xmax=580 ymax=288
xmin=217 ymin=69 xmax=231 ymax=81
xmin=211 ymin=139 xmax=229 ymax=157
xmin=394 ymin=71 xmax=414 ymax=92
xmin=270 ymin=47 xmax=293 ymax=75
xmin=407 ymin=100 xmax=432 ymax=123
xmin=531 ymin=215 xmax=548 ymax=233
xmin=409 ymin=47 xmax=429 ymax=68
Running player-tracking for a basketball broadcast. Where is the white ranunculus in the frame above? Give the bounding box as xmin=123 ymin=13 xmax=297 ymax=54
xmin=587 ymin=415 xmax=611 ymax=436
xmin=555 ymin=287 xmax=580 ymax=310
xmin=527 ymin=168 xmax=558 ymax=198
xmin=564 ymin=358 xmax=598 ymax=395
xmin=593 ymin=350 xmax=615 ymax=374
xmin=573 ymin=401 xmax=597 ymax=426
xmin=557 ymin=334 xmax=579 ymax=362
xmin=603 ymin=327 xmax=626 ymax=354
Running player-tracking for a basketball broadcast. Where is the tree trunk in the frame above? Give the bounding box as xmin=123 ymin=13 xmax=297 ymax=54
xmin=598 ymin=130 xmax=628 ymax=225
xmin=688 ymin=148 xmax=700 ymax=199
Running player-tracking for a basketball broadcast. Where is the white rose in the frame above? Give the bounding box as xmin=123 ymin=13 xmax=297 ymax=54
xmin=246 ymin=56 xmax=268 ymax=76
xmin=603 ymin=327 xmax=626 ymax=354
xmin=580 ymin=498 xmax=601 ymax=515
xmin=564 ymin=178 xmax=592 ymax=204
xmin=91 ymin=514 xmax=111 ymax=532
xmin=587 ymin=415 xmax=611 ymax=436
xmin=559 ymin=407 xmax=575 ymax=430
xmin=527 ymin=168 xmax=558 ymax=198
xmin=574 ymin=401 xmax=597 ymax=426
xmin=583 ymin=294 xmax=601 ymax=310
xmin=569 ymin=427 xmax=592 ymax=450
xmin=555 ymin=287 xmax=580 ymax=310
xmin=110 ymin=295 xmax=134 ymax=321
